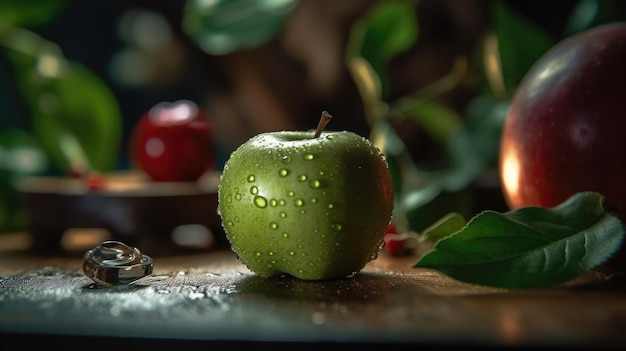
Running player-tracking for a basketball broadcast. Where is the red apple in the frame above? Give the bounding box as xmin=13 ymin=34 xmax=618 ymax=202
xmin=499 ymin=22 xmax=626 ymax=223
xmin=130 ymin=100 xmax=215 ymax=182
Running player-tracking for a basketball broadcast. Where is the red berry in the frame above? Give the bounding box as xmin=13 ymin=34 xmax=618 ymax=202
xmin=86 ymin=172 xmax=106 ymax=191
xmin=384 ymin=232 xmax=412 ymax=256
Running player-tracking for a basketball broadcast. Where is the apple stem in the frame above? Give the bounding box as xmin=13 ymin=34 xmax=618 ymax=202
xmin=314 ymin=111 xmax=332 ymax=138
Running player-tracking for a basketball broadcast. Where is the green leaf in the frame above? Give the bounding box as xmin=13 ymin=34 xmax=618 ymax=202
xmin=347 ymin=0 xmax=419 ymax=99
xmin=564 ymin=0 xmax=624 ymax=36
xmin=6 ymin=46 xmax=122 ymax=173
xmin=444 ymin=95 xmax=509 ymax=190
xmin=34 ymin=63 xmax=122 ymax=173
xmin=493 ymin=1 xmax=555 ymax=97
xmin=358 ymin=0 xmax=419 ymax=60
xmin=182 ymin=0 xmax=299 ymax=55
xmin=0 ymin=0 xmax=70 ymax=29
xmin=403 ymin=98 xmax=462 ymax=143
xmin=414 ymin=192 xmax=625 ymax=289
xmin=420 ymin=212 xmax=466 ymax=242
xmin=565 ymin=0 xmax=602 ymax=35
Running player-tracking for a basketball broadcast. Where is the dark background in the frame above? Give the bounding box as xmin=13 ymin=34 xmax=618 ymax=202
xmin=1 ymin=0 xmax=605 ymax=170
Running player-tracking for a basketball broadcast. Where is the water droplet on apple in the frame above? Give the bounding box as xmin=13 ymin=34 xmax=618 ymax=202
xmin=331 ymin=223 xmax=342 ymax=231
xmin=287 ymin=191 xmax=295 ymax=197
xmin=304 ymin=154 xmax=314 ymax=160
xmin=250 ymin=186 xmax=258 ymax=195
xmin=247 ymin=175 xmax=255 ymax=182
xmin=253 ymin=196 xmax=267 ymax=208
xmin=269 ymin=222 xmax=278 ymax=229
xmin=309 ymin=179 xmax=320 ymax=188
xmin=279 ymin=211 xmax=287 ymax=218
xmin=376 ymin=238 xmax=385 ymax=251
xmin=282 ymin=232 xmax=289 ymax=238
xmin=310 ymin=197 xmax=317 ymax=203
xmin=278 ymin=199 xmax=286 ymax=206
xmin=282 ymin=155 xmax=291 ymax=163
xmin=235 ymin=194 xmax=242 ymax=201
xmin=288 ymin=251 xmax=295 ymax=256
xmin=327 ymin=203 xmax=334 ymax=209
xmin=279 ymin=169 xmax=289 ymax=177
xmin=226 ymin=195 xmax=232 ymax=203
xmin=297 ymin=174 xmax=307 ymax=182
xmin=270 ymin=199 xmax=278 ymax=207
xmin=295 ymin=199 xmax=304 ymax=207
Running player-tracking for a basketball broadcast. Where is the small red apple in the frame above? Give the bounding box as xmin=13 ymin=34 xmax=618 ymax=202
xmin=499 ymin=22 xmax=626 ymax=222
xmin=130 ymin=100 xmax=215 ymax=182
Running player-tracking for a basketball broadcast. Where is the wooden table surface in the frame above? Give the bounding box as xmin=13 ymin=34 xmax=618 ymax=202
xmin=1 ymin=231 xmax=626 ymax=349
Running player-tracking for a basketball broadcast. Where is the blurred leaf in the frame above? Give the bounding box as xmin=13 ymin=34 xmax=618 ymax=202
xmin=405 ymin=188 xmax=474 ymax=233
xmin=0 ymin=128 xmax=49 ymax=175
xmin=403 ymin=98 xmax=462 ymax=143
xmin=493 ymin=1 xmax=554 ymax=97
xmin=445 ymin=95 xmax=509 ymax=190
xmin=347 ymin=56 xmax=384 ymax=126
xmin=0 ymin=0 xmax=71 ymax=29
xmin=6 ymin=46 xmax=122 ymax=173
xmin=414 ymin=192 xmax=625 ymax=289
xmin=34 ymin=63 xmax=122 ymax=173
xmin=565 ymin=0 xmax=601 ymax=35
xmin=182 ymin=0 xmax=299 ymax=55
xmin=564 ymin=0 xmax=624 ymax=36
xmin=348 ymin=0 xmax=419 ymax=99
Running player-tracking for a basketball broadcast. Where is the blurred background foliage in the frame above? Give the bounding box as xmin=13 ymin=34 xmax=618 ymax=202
xmin=1 ymin=0 xmax=625 ymax=234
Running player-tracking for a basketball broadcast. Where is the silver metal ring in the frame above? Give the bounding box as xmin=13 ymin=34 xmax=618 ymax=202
xmin=83 ymin=241 xmax=153 ymax=286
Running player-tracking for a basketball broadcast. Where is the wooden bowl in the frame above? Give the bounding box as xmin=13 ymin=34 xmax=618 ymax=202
xmin=16 ymin=171 xmax=227 ymax=256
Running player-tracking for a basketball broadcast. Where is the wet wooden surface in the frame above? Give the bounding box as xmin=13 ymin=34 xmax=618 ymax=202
xmin=1 ymin=232 xmax=626 ymax=348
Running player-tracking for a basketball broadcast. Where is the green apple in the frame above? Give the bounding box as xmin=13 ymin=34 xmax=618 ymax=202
xmin=217 ymin=112 xmax=394 ymax=280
